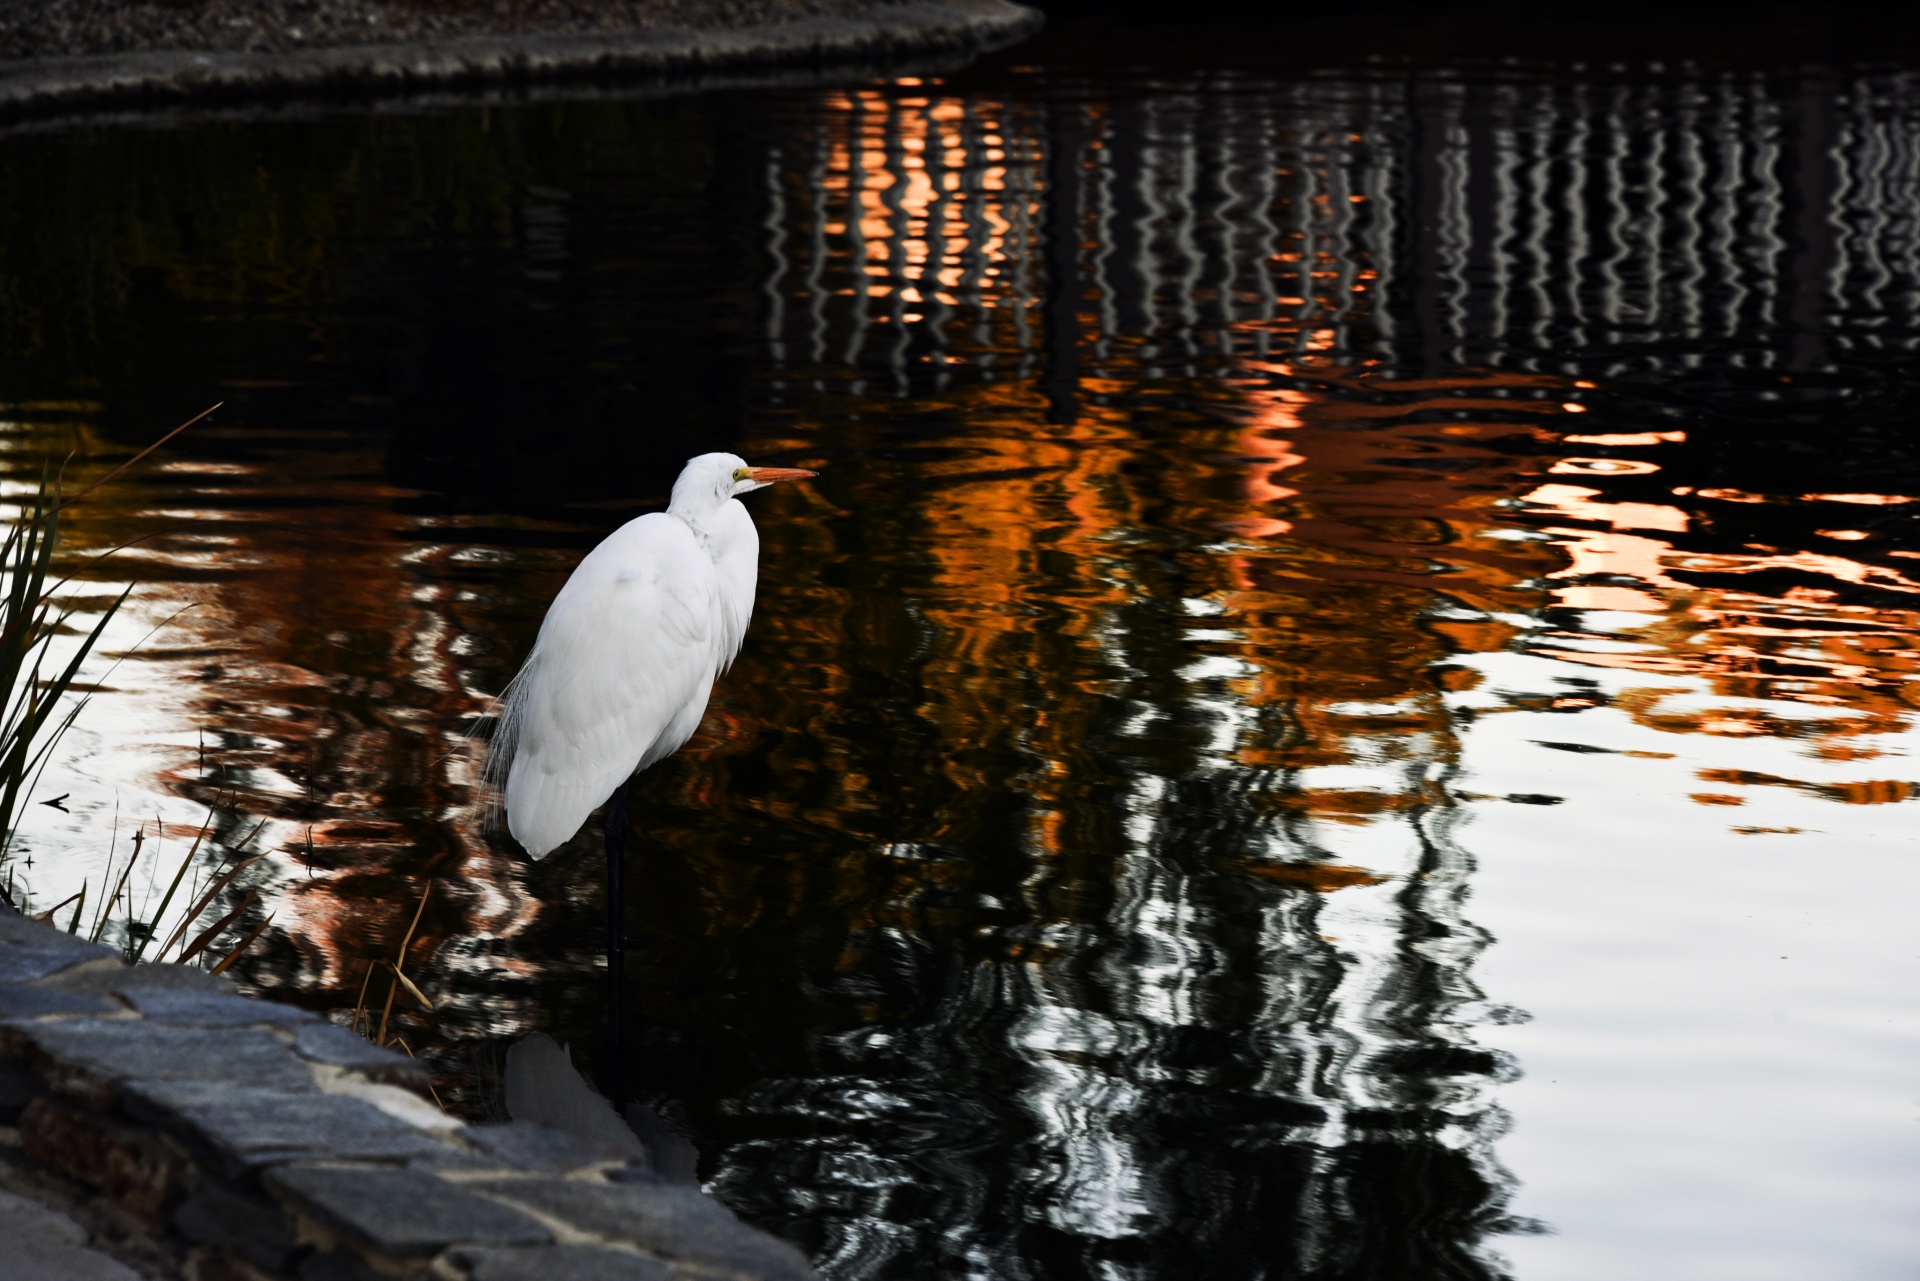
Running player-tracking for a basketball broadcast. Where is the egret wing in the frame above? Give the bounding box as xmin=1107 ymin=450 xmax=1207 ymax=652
xmin=501 ymin=513 xmax=722 ymax=856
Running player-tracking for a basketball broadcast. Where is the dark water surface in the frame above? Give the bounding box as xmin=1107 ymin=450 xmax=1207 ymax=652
xmin=4 ymin=18 xmax=1920 ymax=1280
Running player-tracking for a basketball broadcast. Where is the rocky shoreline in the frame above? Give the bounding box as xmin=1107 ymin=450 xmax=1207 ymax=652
xmin=1 ymin=904 xmax=812 ymax=1280
xmin=0 ymin=0 xmax=1041 ymax=119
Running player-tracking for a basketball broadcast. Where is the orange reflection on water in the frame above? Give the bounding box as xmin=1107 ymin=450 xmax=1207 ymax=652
xmin=759 ymin=80 xmax=1918 ymax=862
xmin=1517 ymin=444 xmax=1920 ymax=794
xmin=20 ymin=418 xmax=535 ymax=1033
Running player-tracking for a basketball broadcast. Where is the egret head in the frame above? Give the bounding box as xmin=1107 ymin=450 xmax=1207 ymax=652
xmin=670 ymin=452 xmax=817 ymax=516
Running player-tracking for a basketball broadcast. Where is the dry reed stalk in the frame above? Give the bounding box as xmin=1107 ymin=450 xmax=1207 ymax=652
xmin=32 ymin=888 xmax=81 ymax=923
xmin=135 ymin=813 xmax=163 ymax=925
xmin=390 ymin=965 xmax=433 ymax=1011
xmin=386 ymin=1035 xmax=448 ymax=1110
xmin=210 ymin=912 xmax=273 ymax=977
xmin=177 ymin=887 xmax=260 ymax=964
xmin=376 ymin=881 xmax=433 ymax=1048
xmin=86 ymin=802 xmax=118 ymax=940
xmin=351 ymin=961 xmax=376 ymax=1037
xmin=93 ymin=826 xmax=143 ymax=944
xmin=56 ymin=405 xmax=220 ymax=511
xmin=156 ymin=818 xmax=266 ymax=960
xmin=131 ymin=802 xmax=223 ymax=963
xmin=373 ymin=973 xmax=400 ymax=1047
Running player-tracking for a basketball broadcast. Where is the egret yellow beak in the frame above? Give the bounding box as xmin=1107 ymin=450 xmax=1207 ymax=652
xmin=747 ymin=467 xmax=818 ymax=484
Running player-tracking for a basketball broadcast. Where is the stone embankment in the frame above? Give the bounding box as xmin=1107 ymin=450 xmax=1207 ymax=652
xmin=0 ymin=0 xmax=1042 ymax=119
xmin=1 ymin=905 xmax=813 ymax=1281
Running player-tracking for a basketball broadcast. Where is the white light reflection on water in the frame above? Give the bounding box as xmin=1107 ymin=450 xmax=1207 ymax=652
xmin=1458 ymin=641 xmax=1920 ymax=1280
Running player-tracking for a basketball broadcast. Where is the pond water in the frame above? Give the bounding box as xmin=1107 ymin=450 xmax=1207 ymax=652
xmin=3 ymin=17 xmax=1919 ymax=1280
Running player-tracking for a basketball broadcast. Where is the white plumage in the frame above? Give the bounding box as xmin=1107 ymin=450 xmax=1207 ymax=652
xmin=489 ymin=452 xmax=814 ymax=857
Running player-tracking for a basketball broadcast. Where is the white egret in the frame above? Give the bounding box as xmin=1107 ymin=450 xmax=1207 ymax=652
xmin=486 ymin=452 xmax=814 ymax=1097
xmin=489 ymin=452 xmax=816 ymax=857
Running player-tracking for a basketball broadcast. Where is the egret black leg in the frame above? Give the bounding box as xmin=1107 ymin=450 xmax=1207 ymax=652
xmin=604 ymin=780 xmax=630 ymax=1107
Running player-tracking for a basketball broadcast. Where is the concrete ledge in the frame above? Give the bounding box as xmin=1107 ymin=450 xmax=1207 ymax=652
xmin=0 ymin=0 xmax=1042 ymax=122
xmin=0 ymin=905 xmax=814 ymax=1281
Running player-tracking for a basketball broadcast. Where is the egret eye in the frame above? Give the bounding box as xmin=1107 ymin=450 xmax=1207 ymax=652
xmin=733 ymin=468 xmax=751 ymax=481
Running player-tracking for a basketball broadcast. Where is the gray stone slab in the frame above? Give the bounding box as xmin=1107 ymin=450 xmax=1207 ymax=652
xmin=123 ymin=1081 xmax=455 ymax=1176
xmin=174 ymin=1176 xmax=302 ymax=1271
xmin=465 ymin=1121 xmax=643 ymax=1175
xmin=0 ymin=1186 xmax=86 ymax=1244
xmin=0 ymin=906 xmax=47 ymax=944
xmin=120 ymin=987 xmax=318 ymax=1027
xmin=0 ymin=1186 xmax=144 ymax=1281
xmin=602 ymin=1165 xmax=665 ymax=1185
xmin=34 ymin=958 xmax=231 ymax=995
xmin=0 ymin=908 xmax=116 ymax=985
xmin=457 ymin=1244 xmax=678 ymax=1281
xmin=0 ymin=906 xmax=105 ymax=949
xmin=294 ymin=1022 xmax=428 ymax=1085
xmin=0 ymin=940 xmax=112 ymax=984
xmin=408 ymin=1146 xmax=499 ymax=1172
xmin=21 ymin=1019 xmax=314 ymax=1104
xmin=475 ymin=1178 xmax=815 ymax=1281
xmin=0 ymin=986 xmax=116 ymax=1020
xmin=266 ymin=1164 xmax=551 ymax=1257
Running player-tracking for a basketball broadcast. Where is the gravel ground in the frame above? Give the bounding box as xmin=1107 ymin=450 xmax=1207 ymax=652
xmin=0 ymin=0 xmax=916 ymax=60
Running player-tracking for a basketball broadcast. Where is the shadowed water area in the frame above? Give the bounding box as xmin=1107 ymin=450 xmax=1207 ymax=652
xmin=3 ymin=15 xmax=1919 ymax=1279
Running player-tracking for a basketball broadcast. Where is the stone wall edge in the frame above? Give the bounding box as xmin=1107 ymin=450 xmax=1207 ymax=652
xmin=0 ymin=0 xmax=1045 ymax=122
